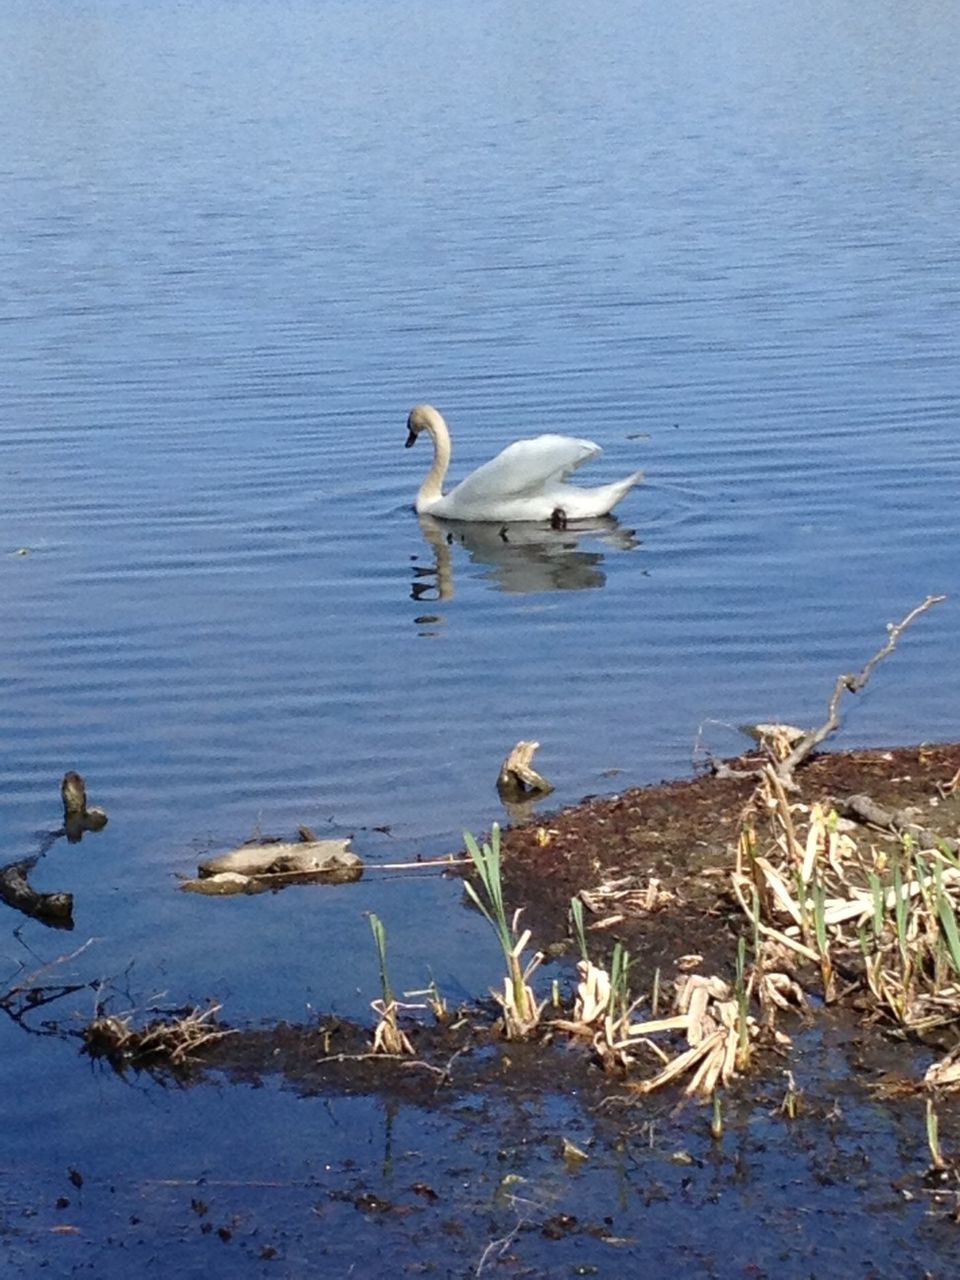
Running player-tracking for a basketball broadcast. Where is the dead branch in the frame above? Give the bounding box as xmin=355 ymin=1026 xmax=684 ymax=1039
xmin=2 ymin=938 xmax=99 ymax=999
xmin=709 ymin=595 xmax=946 ymax=787
xmin=775 ymin=595 xmax=945 ymax=787
xmin=374 ymin=855 xmax=470 ymax=872
xmin=475 ymin=1221 xmax=525 ymax=1276
xmin=0 ymin=938 xmax=99 ymax=1034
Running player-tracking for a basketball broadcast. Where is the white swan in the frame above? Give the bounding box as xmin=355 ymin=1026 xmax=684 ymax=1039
xmin=404 ymin=404 xmax=643 ymax=523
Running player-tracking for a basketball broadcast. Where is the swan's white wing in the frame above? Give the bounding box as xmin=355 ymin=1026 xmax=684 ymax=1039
xmin=447 ymin=435 xmax=601 ymax=505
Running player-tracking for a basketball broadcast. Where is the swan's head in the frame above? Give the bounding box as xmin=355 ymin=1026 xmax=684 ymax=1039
xmin=405 ymin=403 xmax=444 ymax=448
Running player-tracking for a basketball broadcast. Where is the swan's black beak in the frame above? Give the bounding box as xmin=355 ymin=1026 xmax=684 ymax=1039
xmin=405 ymin=429 xmax=418 ymax=449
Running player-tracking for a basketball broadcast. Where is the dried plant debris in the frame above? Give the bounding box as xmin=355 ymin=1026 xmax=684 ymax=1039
xmin=578 ymin=875 xmax=674 ymax=921
xmin=371 ymin=999 xmax=416 ymax=1056
xmin=82 ymin=1003 xmax=234 ymax=1069
xmin=731 ymin=766 xmax=960 ymax=1064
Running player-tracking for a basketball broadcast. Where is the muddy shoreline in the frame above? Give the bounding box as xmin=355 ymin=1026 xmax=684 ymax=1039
xmin=13 ymin=742 xmax=960 ymax=1278
xmin=86 ymin=741 xmax=960 ymax=1101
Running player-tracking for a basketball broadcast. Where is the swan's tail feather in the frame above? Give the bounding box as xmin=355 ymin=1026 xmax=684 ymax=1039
xmin=597 ymin=470 xmax=644 ymax=516
xmin=553 ymin=470 xmax=643 ymax=521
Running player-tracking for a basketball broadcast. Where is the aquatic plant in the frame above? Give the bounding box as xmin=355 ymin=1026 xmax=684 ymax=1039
xmin=732 ymin=768 xmax=960 ymax=1043
xmin=780 ymin=1069 xmax=800 ymax=1120
xmin=926 ymin=1096 xmax=946 ymax=1172
xmin=570 ymin=895 xmax=590 ymax=964
xmin=710 ymin=1091 xmax=724 ymax=1140
xmin=463 ymin=825 xmax=544 ymax=1038
xmin=369 ymin=913 xmax=414 ymax=1055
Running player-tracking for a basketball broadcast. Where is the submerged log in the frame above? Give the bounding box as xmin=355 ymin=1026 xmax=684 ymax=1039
xmin=0 ymin=772 xmax=107 ymax=927
xmin=0 ymin=858 xmax=73 ymax=928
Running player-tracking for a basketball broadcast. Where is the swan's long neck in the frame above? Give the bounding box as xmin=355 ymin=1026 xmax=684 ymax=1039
xmin=416 ymin=416 xmax=451 ymax=513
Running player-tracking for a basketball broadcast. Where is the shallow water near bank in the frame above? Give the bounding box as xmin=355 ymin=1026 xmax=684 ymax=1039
xmin=1 ymin=0 xmax=959 ymax=1272
xmin=3 ymin=1015 xmax=960 ymax=1278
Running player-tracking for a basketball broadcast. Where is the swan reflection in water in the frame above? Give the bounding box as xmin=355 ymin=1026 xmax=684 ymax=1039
xmin=410 ymin=513 xmax=639 ymax=602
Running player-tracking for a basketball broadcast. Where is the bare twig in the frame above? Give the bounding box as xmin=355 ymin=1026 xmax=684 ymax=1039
xmin=2 ymin=938 xmax=99 ymax=1001
xmin=475 ymin=1220 xmax=524 ymax=1276
xmin=314 ymin=1051 xmax=452 ymax=1083
xmin=376 ymin=856 xmax=470 ymax=872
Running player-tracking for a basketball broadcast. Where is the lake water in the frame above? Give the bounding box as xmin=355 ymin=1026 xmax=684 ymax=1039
xmin=1 ymin=0 xmax=959 ymax=1269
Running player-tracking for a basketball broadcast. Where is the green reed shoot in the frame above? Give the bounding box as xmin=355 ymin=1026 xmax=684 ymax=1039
xmin=734 ymin=935 xmax=751 ymax=1066
xmin=369 ymin=912 xmax=394 ymax=1006
xmin=607 ymin=941 xmax=630 ymax=1029
xmin=795 ymin=866 xmax=812 ymax=947
xmin=937 ymin=884 xmax=960 ymax=978
xmin=811 ymin=875 xmax=836 ymax=1003
xmin=710 ymin=1091 xmax=724 ymax=1141
xmin=570 ymin=896 xmax=590 ymax=964
xmin=926 ymin=1096 xmax=946 ymax=1171
xmin=369 ymin=913 xmax=414 ymax=1053
xmin=464 ymin=825 xmax=511 ymax=955
xmin=748 ymin=883 xmax=761 ymax=961
xmin=463 ymin=824 xmax=536 ymax=1022
xmin=868 ymin=872 xmax=885 ymax=943
xmin=892 ymin=860 xmax=910 ymax=971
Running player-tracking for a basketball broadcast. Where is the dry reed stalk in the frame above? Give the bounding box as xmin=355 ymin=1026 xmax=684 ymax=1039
xmin=615 ymin=974 xmax=761 ymax=1098
xmin=370 ymin=998 xmax=415 ymax=1055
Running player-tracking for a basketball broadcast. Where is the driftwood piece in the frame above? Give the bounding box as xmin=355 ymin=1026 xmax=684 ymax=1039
xmin=837 ymin=793 xmax=959 ymax=855
xmin=181 ymin=835 xmax=363 ymax=895
xmin=496 ymin=741 xmax=554 ymax=803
